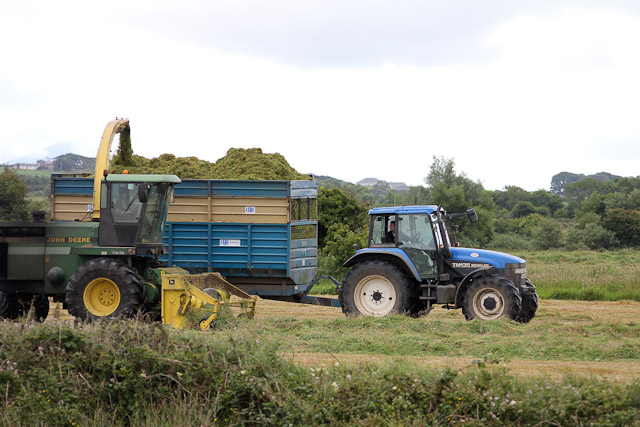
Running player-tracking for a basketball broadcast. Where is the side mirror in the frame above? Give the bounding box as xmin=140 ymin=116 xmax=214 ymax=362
xmin=138 ymin=184 xmax=150 ymax=203
xmin=466 ymin=209 xmax=478 ymax=223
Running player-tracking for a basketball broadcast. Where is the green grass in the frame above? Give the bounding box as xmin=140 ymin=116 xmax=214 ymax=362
xmin=516 ymin=250 xmax=640 ymax=301
xmin=1 ymin=319 xmax=639 ymax=426
xmin=224 ymin=308 xmax=640 ymax=362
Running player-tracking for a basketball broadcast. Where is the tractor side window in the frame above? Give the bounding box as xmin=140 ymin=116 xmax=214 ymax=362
xmin=111 ymin=183 xmax=143 ymax=223
xmin=370 ymin=216 xmax=386 ymax=246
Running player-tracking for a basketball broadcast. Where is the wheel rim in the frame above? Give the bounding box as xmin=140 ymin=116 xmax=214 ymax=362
xmin=472 ymin=287 xmax=505 ymax=320
xmin=354 ymin=275 xmax=396 ymax=316
xmin=83 ymin=278 xmax=121 ymax=316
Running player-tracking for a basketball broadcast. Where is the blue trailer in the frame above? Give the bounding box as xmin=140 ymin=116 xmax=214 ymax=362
xmin=51 ymin=176 xmax=322 ymax=301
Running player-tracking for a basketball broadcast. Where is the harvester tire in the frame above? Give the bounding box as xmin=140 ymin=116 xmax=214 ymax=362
xmin=462 ymin=275 xmax=521 ymax=321
xmin=0 ymin=292 xmax=49 ymax=322
xmin=340 ymin=260 xmax=415 ymax=317
xmin=66 ymin=258 xmax=145 ymax=322
xmin=514 ymin=279 xmax=538 ymax=323
xmin=0 ymin=291 xmax=20 ymax=319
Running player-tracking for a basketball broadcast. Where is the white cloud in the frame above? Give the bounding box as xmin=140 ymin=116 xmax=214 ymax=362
xmin=1 ymin=2 xmax=639 ymax=191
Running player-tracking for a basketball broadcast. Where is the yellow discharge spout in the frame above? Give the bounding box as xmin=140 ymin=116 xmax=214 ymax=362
xmin=92 ymin=118 xmax=130 ymax=220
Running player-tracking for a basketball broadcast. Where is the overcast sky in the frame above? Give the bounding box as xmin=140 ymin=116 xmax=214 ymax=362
xmin=1 ymin=0 xmax=639 ymax=191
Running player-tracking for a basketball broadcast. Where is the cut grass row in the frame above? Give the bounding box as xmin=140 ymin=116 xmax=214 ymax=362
xmin=222 ymin=300 xmax=640 ymax=363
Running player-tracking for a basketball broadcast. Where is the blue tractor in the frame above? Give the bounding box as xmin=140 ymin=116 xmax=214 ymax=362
xmin=339 ymin=206 xmax=538 ymax=322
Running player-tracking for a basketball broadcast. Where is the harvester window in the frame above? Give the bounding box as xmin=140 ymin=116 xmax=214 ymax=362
xmin=138 ymin=184 xmax=170 ymax=244
xmin=111 ymin=183 xmax=143 ymax=223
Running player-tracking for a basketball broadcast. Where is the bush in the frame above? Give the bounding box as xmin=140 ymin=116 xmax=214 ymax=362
xmin=566 ymin=223 xmax=618 ymax=250
xmin=0 ymin=168 xmax=36 ymax=221
xmin=603 ymin=209 xmax=640 ymax=248
xmin=532 ymin=218 xmax=564 ymax=249
xmin=321 ymin=223 xmax=368 ymax=278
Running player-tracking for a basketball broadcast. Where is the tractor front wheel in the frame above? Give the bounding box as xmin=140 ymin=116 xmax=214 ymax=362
xmin=462 ymin=275 xmax=522 ymax=321
xmin=66 ymin=258 xmax=145 ymax=322
xmin=514 ymin=279 xmax=539 ymax=323
xmin=340 ymin=261 xmax=415 ymax=317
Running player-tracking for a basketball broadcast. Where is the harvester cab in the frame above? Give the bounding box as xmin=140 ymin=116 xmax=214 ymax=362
xmin=340 ymin=205 xmax=538 ymax=322
xmin=97 ymin=173 xmax=179 ymax=255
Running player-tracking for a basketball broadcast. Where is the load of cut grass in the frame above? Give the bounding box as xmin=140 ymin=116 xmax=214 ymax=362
xmin=111 ymin=147 xmax=310 ymax=181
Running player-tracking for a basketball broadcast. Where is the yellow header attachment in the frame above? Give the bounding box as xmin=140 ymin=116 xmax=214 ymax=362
xmin=92 ymin=118 xmax=130 ymax=220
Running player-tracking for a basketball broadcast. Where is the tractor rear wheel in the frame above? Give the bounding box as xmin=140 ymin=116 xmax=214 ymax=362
xmin=462 ymin=275 xmax=522 ymax=321
xmin=0 ymin=292 xmax=49 ymax=322
xmin=340 ymin=261 xmax=415 ymax=317
xmin=514 ymin=279 xmax=538 ymax=323
xmin=66 ymin=258 xmax=145 ymax=322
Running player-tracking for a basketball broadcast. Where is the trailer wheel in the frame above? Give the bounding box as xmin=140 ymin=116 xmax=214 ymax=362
xmin=0 ymin=292 xmax=49 ymax=322
xmin=66 ymin=258 xmax=145 ymax=322
xmin=462 ymin=275 xmax=521 ymax=321
xmin=514 ymin=279 xmax=538 ymax=323
xmin=340 ymin=261 xmax=415 ymax=317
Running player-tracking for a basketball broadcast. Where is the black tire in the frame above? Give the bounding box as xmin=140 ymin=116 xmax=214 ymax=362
xmin=462 ymin=275 xmax=522 ymax=321
xmin=66 ymin=258 xmax=145 ymax=322
xmin=514 ymin=279 xmax=538 ymax=323
xmin=0 ymin=292 xmax=49 ymax=322
xmin=339 ymin=261 xmax=415 ymax=317
xmin=0 ymin=291 xmax=21 ymax=320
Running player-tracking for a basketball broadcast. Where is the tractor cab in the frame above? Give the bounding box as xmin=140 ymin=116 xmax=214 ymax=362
xmin=97 ymin=174 xmax=181 ymax=253
xmin=367 ymin=206 xmax=478 ymax=279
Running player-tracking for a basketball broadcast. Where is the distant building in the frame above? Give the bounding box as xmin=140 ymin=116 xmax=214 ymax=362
xmin=389 ymin=182 xmax=410 ymax=191
xmin=357 ymin=178 xmax=410 ymax=191
xmin=11 ymin=163 xmax=38 ymax=171
xmin=357 ymin=178 xmax=380 ymax=187
xmin=37 ymin=160 xmax=54 ymax=170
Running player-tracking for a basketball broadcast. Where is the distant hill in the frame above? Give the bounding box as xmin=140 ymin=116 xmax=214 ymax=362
xmin=550 ymin=171 xmax=621 ymax=196
xmin=315 ymin=175 xmax=347 ymax=188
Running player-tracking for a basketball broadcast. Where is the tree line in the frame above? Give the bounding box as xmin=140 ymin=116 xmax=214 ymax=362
xmin=318 ymin=156 xmax=640 ymax=277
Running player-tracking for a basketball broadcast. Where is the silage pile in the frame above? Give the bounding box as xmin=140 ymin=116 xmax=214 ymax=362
xmin=111 ymin=148 xmax=310 ymax=181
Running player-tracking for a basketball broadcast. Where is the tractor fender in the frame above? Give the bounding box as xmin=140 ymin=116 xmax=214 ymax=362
xmin=343 ymin=249 xmax=422 ymax=282
xmin=454 ymin=267 xmax=495 ymax=307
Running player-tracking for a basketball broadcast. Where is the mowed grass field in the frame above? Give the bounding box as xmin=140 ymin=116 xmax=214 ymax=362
xmin=224 ymin=298 xmax=640 ymax=382
xmin=44 ymin=297 xmax=640 ymax=382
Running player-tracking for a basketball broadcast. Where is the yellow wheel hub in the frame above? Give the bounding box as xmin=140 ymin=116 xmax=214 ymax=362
xmin=83 ymin=278 xmax=121 ymax=316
